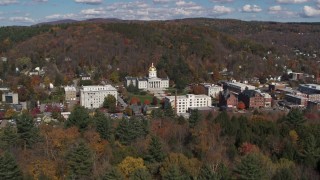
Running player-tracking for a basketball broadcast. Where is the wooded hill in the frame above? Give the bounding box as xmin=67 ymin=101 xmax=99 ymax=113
xmin=0 ymin=18 xmax=320 ymax=86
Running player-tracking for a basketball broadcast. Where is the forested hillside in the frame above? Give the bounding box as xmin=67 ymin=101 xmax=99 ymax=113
xmin=1 ymin=107 xmax=320 ymax=179
xmin=0 ymin=18 xmax=320 ymax=87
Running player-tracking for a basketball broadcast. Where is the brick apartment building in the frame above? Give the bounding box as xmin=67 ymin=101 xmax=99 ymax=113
xmin=238 ymin=90 xmax=265 ymax=109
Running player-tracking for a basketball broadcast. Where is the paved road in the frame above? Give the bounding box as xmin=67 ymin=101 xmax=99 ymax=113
xmin=117 ymin=95 xmax=128 ymax=108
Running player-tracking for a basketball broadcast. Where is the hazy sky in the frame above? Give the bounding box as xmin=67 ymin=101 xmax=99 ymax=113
xmin=0 ymin=0 xmax=320 ymax=26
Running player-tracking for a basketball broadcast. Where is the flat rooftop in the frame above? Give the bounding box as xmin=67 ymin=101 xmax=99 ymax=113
xmin=81 ymin=85 xmax=116 ymax=92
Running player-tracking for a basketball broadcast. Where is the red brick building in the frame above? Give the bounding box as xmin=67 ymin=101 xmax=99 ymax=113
xmin=219 ymin=90 xmax=238 ymax=109
xmin=307 ymin=101 xmax=320 ymax=111
xmin=238 ymin=90 xmax=265 ymax=109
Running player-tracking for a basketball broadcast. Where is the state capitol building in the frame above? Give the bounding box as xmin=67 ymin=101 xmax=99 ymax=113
xmin=125 ymin=63 xmax=169 ymax=90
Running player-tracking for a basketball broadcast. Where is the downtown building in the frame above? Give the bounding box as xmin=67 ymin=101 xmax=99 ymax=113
xmin=80 ymin=85 xmax=117 ymax=109
xmin=165 ymin=94 xmax=212 ymax=114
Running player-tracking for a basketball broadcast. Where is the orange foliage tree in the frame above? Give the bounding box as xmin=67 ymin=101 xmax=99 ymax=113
xmin=144 ymin=99 xmax=150 ymax=105
xmin=238 ymin=101 xmax=246 ymax=110
xmin=130 ymin=97 xmax=140 ymax=105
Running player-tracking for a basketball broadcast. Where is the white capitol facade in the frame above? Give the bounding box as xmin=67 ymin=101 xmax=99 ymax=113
xmin=125 ymin=63 xmax=169 ymax=90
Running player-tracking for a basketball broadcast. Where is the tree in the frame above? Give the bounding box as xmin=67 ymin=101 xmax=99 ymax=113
xmin=189 ymin=109 xmax=201 ymax=128
xmin=0 ymin=124 xmax=18 ymax=149
xmin=118 ymin=156 xmax=146 ymax=178
xmin=115 ymin=117 xmax=149 ymax=145
xmin=67 ymin=142 xmax=93 ymax=179
xmin=162 ymin=165 xmax=185 ymax=180
xmin=285 ymin=108 xmax=305 ymax=128
xmin=103 ymin=168 xmax=124 ymax=180
xmin=130 ymin=97 xmax=140 ymax=105
xmin=143 ymin=99 xmax=150 ymax=105
xmin=5 ymin=108 xmax=16 ymax=119
xmin=234 ymin=153 xmax=266 ymax=180
xmin=272 ymin=168 xmax=295 ymax=180
xmin=103 ymin=94 xmax=116 ymax=108
xmin=160 ymin=153 xmax=201 ymax=179
xmin=127 ymin=82 xmax=139 ymax=94
xmin=65 ymin=106 xmax=90 ymax=132
xmin=199 ymin=163 xmax=231 ymax=180
xmin=238 ymin=101 xmax=246 ymax=110
xmin=54 ymin=73 xmax=64 ymax=86
xmin=94 ymin=111 xmax=113 ymax=140
xmin=145 ymin=136 xmax=165 ymax=163
xmin=164 ymin=102 xmax=175 ymax=118
xmin=110 ymin=71 xmax=120 ymax=83
xmin=129 ymin=168 xmax=152 ymax=180
xmin=151 ymin=96 xmax=158 ymax=105
xmin=0 ymin=152 xmax=23 ymax=180
xmin=198 ymin=164 xmax=216 ymax=180
xmin=192 ymin=85 xmax=206 ymax=95
xmin=16 ymin=112 xmax=39 ymax=149
xmin=103 ymin=94 xmax=117 ymax=112
xmin=300 ymin=134 xmax=320 ymax=168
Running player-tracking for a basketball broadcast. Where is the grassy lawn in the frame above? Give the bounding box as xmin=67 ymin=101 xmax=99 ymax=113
xmin=128 ymin=92 xmax=161 ymax=105
xmin=165 ymin=87 xmax=189 ymax=96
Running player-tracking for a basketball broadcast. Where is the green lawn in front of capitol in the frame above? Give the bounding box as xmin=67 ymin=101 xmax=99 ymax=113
xmin=127 ymin=92 xmax=161 ymax=106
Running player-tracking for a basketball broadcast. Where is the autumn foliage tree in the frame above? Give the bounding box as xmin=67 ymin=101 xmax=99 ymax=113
xmin=238 ymin=101 xmax=246 ymax=110
xmin=130 ymin=97 xmax=140 ymax=105
xmin=143 ymin=99 xmax=150 ymax=105
xmin=118 ymin=156 xmax=146 ymax=178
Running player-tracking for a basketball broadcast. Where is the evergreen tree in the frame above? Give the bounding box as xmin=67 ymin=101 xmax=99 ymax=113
xmin=162 ymin=165 xmax=186 ymax=180
xmin=164 ymin=102 xmax=175 ymax=118
xmin=272 ymin=168 xmax=295 ymax=180
xmin=115 ymin=117 xmax=149 ymax=145
xmin=0 ymin=152 xmax=23 ymax=180
xmin=300 ymin=134 xmax=320 ymax=168
xmin=94 ymin=111 xmax=113 ymax=140
xmin=198 ymin=163 xmax=230 ymax=180
xmin=188 ymin=109 xmax=201 ymax=128
xmin=103 ymin=168 xmax=124 ymax=180
xmin=129 ymin=168 xmax=152 ymax=180
xmin=67 ymin=142 xmax=93 ymax=179
xmin=235 ymin=116 xmax=252 ymax=147
xmin=198 ymin=164 xmax=216 ymax=180
xmin=234 ymin=153 xmax=266 ymax=180
xmin=65 ymin=105 xmax=90 ymax=131
xmin=0 ymin=124 xmax=18 ymax=149
xmin=286 ymin=108 xmax=305 ymax=128
xmin=16 ymin=112 xmax=39 ymax=149
xmin=145 ymin=136 xmax=165 ymax=163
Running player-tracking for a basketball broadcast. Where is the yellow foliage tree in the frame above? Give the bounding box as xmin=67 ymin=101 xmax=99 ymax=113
xmin=118 ymin=156 xmax=146 ymax=178
xmin=5 ymin=108 xmax=16 ymax=119
xmin=289 ymin=130 xmax=299 ymax=144
xmin=160 ymin=153 xmax=201 ymax=178
xmin=28 ymin=159 xmax=58 ymax=180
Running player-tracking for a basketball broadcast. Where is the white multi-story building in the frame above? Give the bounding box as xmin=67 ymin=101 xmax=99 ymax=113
xmin=80 ymin=85 xmax=117 ymax=109
xmin=165 ymin=94 xmax=212 ymax=114
xmin=201 ymin=83 xmax=223 ymax=98
xmin=125 ymin=63 xmax=169 ymax=90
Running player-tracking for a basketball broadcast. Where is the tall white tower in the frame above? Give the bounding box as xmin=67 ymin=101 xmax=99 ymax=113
xmin=148 ymin=63 xmax=157 ymax=78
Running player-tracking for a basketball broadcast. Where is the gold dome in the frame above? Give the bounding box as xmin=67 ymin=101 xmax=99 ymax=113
xmin=149 ymin=63 xmax=156 ymax=71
